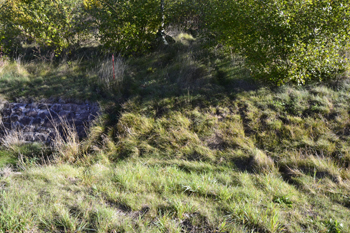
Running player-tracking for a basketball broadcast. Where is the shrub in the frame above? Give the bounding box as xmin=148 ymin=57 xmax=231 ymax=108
xmin=0 ymin=0 xmax=88 ymax=53
xmin=165 ymin=0 xmax=206 ymax=33
xmin=85 ymin=0 xmax=208 ymax=54
xmin=85 ymin=0 xmax=162 ymax=54
xmin=208 ymin=0 xmax=350 ymax=85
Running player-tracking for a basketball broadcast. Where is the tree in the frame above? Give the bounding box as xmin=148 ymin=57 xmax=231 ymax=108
xmin=207 ymin=0 xmax=350 ymax=85
xmin=85 ymin=0 xmax=207 ymax=54
xmin=85 ymin=0 xmax=163 ymax=54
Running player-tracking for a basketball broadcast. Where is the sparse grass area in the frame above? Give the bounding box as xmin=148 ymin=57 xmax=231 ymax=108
xmin=0 ymin=36 xmax=349 ymax=232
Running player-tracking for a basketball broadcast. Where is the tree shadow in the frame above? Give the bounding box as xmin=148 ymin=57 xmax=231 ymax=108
xmin=0 ymin=41 xmax=265 ymax=167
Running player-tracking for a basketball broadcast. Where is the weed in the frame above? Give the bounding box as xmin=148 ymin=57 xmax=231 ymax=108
xmin=272 ymin=195 xmax=293 ymax=208
xmin=155 ymin=212 xmax=181 ymax=233
xmin=0 ymin=123 xmax=26 ymax=151
xmin=325 ymin=219 xmax=343 ymax=233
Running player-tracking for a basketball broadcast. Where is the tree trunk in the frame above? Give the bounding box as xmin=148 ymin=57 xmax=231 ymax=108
xmin=158 ymin=0 xmax=167 ymax=45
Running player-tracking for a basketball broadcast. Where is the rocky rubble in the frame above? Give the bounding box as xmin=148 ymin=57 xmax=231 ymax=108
xmin=0 ymin=102 xmax=99 ymax=143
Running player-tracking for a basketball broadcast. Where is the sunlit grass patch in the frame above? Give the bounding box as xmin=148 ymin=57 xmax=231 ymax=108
xmin=0 ymin=151 xmax=348 ymax=232
xmin=0 ymin=58 xmax=29 ymax=81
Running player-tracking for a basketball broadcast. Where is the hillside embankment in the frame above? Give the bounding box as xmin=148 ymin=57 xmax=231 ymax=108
xmin=0 ymin=39 xmax=349 ymax=232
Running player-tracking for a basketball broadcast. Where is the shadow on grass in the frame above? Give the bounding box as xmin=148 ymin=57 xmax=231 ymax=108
xmin=1 ymin=41 xmax=260 ymax=102
xmin=0 ymin=41 xmax=264 ymax=168
xmin=0 ymin=61 xmax=100 ymax=102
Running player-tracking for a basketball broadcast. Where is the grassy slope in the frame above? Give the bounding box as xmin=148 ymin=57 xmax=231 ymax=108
xmin=0 ymin=36 xmax=349 ymax=232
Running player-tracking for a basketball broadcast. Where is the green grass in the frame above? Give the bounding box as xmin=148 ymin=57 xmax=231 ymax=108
xmin=0 ymin=158 xmax=348 ymax=232
xmin=0 ymin=57 xmax=100 ymax=102
xmin=0 ymin=36 xmax=349 ymax=232
xmin=0 ymin=150 xmax=16 ymax=167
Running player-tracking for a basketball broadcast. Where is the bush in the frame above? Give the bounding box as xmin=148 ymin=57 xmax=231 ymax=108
xmin=165 ymin=0 xmax=206 ymax=33
xmin=0 ymin=0 xmax=88 ymax=53
xmin=208 ymin=0 xmax=350 ymax=85
xmin=85 ymin=0 xmax=162 ymax=55
xmin=85 ymin=0 xmax=207 ymax=54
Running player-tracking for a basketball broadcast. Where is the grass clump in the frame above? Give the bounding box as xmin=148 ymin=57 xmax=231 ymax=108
xmin=51 ymin=117 xmax=81 ymax=164
xmin=250 ymin=149 xmax=275 ymax=173
xmin=96 ymin=55 xmax=127 ymax=91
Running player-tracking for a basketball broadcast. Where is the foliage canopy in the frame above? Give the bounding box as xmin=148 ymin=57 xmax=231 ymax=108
xmin=0 ymin=0 xmax=88 ymax=53
xmin=207 ymin=0 xmax=350 ymax=85
xmin=1 ymin=0 xmax=350 ymax=84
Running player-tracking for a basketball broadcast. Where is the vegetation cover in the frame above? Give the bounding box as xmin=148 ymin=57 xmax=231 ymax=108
xmin=207 ymin=0 xmax=350 ymax=85
xmin=0 ymin=0 xmax=88 ymax=53
xmin=0 ymin=0 xmax=349 ymax=232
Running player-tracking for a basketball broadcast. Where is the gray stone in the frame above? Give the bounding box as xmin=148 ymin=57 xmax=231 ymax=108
xmin=74 ymin=120 xmax=84 ymax=126
xmin=48 ymin=132 xmax=56 ymax=140
xmin=58 ymin=111 xmax=69 ymax=118
xmin=23 ymin=133 xmax=34 ymax=141
xmin=10 ymin=114 xmax=19 ymax=122
xmin=69 ymin=104 xmax=77 ymax=111
xmin=88 ymin=114 xmax=97 ymax=121
xmin=77 ymin=106 xmax=88 ymax=112
xmin=19 ymin=117 xmax=32 ymax=125
xmin=23 ymin=125 xmax=35 ymax=132
xmin=36 ymin=127 xmax=50 ymax=134
xmin=62 ymin=104 xmax=71 ymax=111
xmin=0 ymin=101 xmax=99 ymax=143
xmin=13 ymin=108 xmax=22 ymax=115
xmin=2 ymin=109 xmax=11 ymax=116
xmin=78 ymin=112 xmax=90 ymax=120
xmin=58 ymin=98 xmax=66 ymax=104
xmin=11 ymin=122 xmax=24 ymax=130
xmin=34 ymin=133 xmax=46 ymax=142
xmin=32 ymin=118 xmax=42 ymax=125
xmin=51 ymin=104 xmax=62 ymax=113
xmin=13 ymin=103 xmax=25 ymax=108
xmin=2 ymin=117 xmax=11 ymax=123
xmin=2 ymin=122 xmax=10 ymax=129
xmin=38 ymin=112 xmax=49 ymax=119
xmin=38 ymin=104 xmax=51 ymax=110
xmin=48 ymin=110 xmax=59 ymax=119
xmin=26 ymin=110 xmax=38 ymax=117
xmin=76 ymin=126 xmax=86 ymax=137
xmin=67 ymin=112 xmax=75 ymax=120
xmin=31 ymin=103 xmax=38 ymax=109
xmin=43 ymin=119 xmax=54 ymax=128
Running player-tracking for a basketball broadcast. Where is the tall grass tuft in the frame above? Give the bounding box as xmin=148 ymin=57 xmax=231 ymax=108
xmin=51 ymin=116 xmax=81 ymax=163
xmin=250 ymin=148 xmax=275 ymax=173
xmin=0 ymin=56 xmax=29 ymax=81
xmin=97 ymin=55 xmax=127 ymax=90
xmin=0 ymin=122 xmax=26 ymax=151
